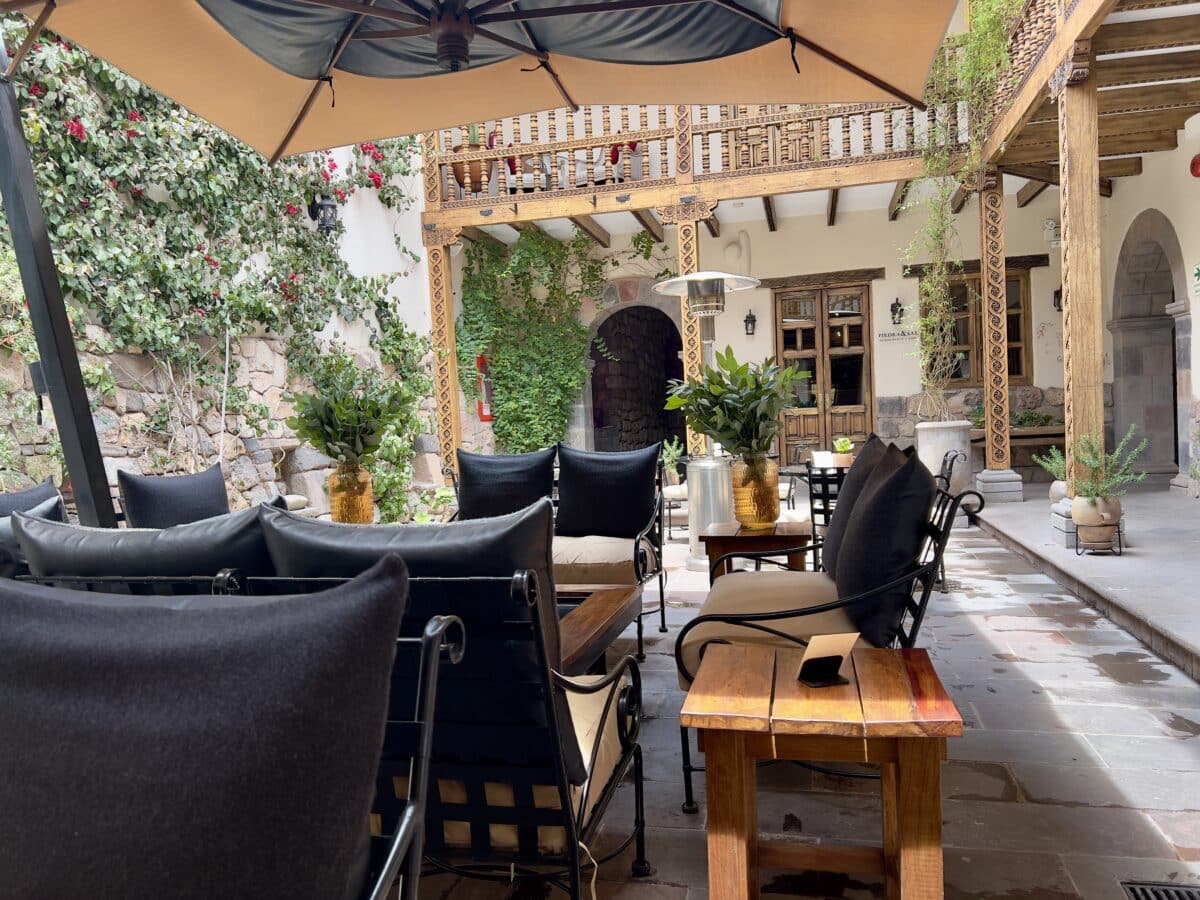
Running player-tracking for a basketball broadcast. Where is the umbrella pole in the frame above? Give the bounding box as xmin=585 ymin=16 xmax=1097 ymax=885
xmin=0 ymin=48 xmax=116 ymax=526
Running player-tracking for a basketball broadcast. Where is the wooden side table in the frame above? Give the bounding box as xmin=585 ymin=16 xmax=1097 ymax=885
xmin=698 ymin=520 xmax=813 ymax=583
xmin=680 ymin=644 xmax=962 ymax=900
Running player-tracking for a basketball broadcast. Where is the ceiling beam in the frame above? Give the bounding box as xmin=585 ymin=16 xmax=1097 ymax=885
xmin=1028 ymin=79 xmax=1200 ymax=124
xmin=826 ymin=188 xmax=839 ymax=226
xmin=1097 ymin=48 xmax=1200 ymax=89
xmin=1018 ymin=106 xmax=1200 ymax=146
xmin=950 ymin=184 xmax=970 ymax=214
xmin=1094 ymin=14 xmax=1200 ymax=54
xmin=1114 ymin=0 xmax=1194 ymax=11
xmin=887 ymin=180 xmax=910 ymax=221
xmin=631 ymin=208 xmax=664 ymax=242
xmin=763 ymin=196 xmax=777 ymax=232
xmin=704 ymin=215 xmax=720 ymax=238
xmin=1015 ymin=179 xmax=1049 ymax=208
xmin=1001 ymin=130 xmax=1178 ymax=164
xmin=570 ymin=214 xmax=611 ymax=248
xmin=460 ymin=225 xmax=505 ymax=250
xmin=1003 ymin=157 xmax=1142 ymax=184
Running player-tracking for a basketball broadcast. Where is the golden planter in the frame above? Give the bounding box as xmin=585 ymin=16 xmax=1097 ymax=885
xmin=731 ymin=454 xmax=779 ymax=530
xmin=328 ymin=464 xmax=374 ymax=524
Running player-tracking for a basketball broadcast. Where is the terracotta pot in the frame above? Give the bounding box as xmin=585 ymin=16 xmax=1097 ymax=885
xmin=731 ymin=454 xmax=779 ymax=530
xmin=328 ymin=464 xmax=374 ymax=524
xmin=451 ymin=142 xmax=485 ymax=191
xmin=1048 ymin=480 xmax=1068 ymax=504
xmin=1071 ymin=495 xmax=1122 ymax=549
xmin=831 ymin=452 xmax=855 ymax=468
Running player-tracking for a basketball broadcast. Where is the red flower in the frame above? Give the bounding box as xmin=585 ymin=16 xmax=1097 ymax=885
xmin=359 ymin=142 xmax=376 ymax=153
xmin=32 ymin=42 xmax=42 ymax=51
xmin=334 ymin=188 xmax=346 ymax=202
xmin=288 ymin=273 xmax=302 ymax=283
xmin=368 ymin=171 xmax=383 ymax=189
xmin=371 ymin=149 xmax=384 ymax=162
xmin=65 ymin=117 xmax=86 ymax=141
xmin=204 ymin=254 xmax=219 ymax=269
xmin=107 ymin=179 xmax=119 ymax=189
xmin=320 ymin=169 xmax=331 ymax=182
xmin=125 ymin=129 xmax=140 ymax=138
xmin=285 ymin=203 xmax=300 ymax=216
xmin=80 ymin=199 xmax=90 ymax=209
xmin=29 ymin=83 xmax=44 ymax=97
xmin=2 ymin=336 xmax=12 ymax=346
xmin=193 ymin=307 xmax=206 ymax=318
xmin=130 ymin=187 xmax=143 ymax=197
xmin=212 ymin=290 xmax=221 ymax=298
xmin=127 ymin=110 xmax=144 ymax=122
xmin=327 ymin=158 xmax=338 ymax=172
xmin=197 ymin=242 xmax=206 ymax=251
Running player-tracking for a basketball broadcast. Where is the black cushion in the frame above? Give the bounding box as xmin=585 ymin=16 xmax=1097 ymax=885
xmin=555 ymin=442 xmax=660 ymax=538
xmin=259 ymin=499 xmax=585 ymax=783
xmin=455 ymin=447 xmax=555 ymax=520
xmin=0 ymin=493 xmax=65 ymax=579
xmin=15 ymin=506 xmax=276 ymax=578
xmin=118 ymin=463 xmax=230 ymax=529
xmin=819 ymin=434 xmax=889 ymax=575
xmin=0 ymin=555 xmax=408 ymax=900
xmin=834 ymin=447 xmax=936 ymax=647
xmin=0 ymin=477 xmax=59 ymax=517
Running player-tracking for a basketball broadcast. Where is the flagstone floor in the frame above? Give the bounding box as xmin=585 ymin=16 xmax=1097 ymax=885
xmin=424 ymin=525 xmax=1200 ymax=899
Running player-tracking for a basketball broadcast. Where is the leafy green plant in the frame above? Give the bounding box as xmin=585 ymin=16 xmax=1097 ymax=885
xmin=665 ymin=347 xmax=805 ymax=459
xmin=968 ymin=405 xmax=1061 ymax=429
xmin=287 ymin=355 xmax=411 ymax=469
xmin=1031 ymin=445 xmax=1066 ymax=482
xmin=1073 ymin=426 xmax=1148 ymax=500
xmin=661 ymin=435 xmax=685 ymax=471
xmin=413 ymin=486 xmax=457 ymax=524
xmin=833 ymin=437 xmax=854 ymax=454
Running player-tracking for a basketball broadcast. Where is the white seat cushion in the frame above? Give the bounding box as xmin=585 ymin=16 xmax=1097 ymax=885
xmin=662 ymin=484 xmax=688 ymax=502
xmin=554 ymin=534 xmax=657 ymax=585
xmin=677 ymin=570 xmax=864 ymax=688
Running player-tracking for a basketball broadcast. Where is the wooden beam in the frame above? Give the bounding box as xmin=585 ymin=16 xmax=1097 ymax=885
xmin=1016 ymin=178 xmax=1049 ymax=207
xmin=887 ymin=180 xmax=910 ymax=221
xmin=1005 ymin=159 xmax=1141 ymax=182
xmin=1000 ymin=130 xmax=1178 ymax=164
xmin=1028 ymin=80 xmax=1200 ymax=123
xmin=1058 ymin=46 xmax=1107 ymax=493
xmin=950 ymin=184 xmax=970 ymax=213
xmin=904 ymin=254 xmax=1050 ymax=278
xmin=570 ymin=214 xmax=611 ymax=248
xmin=703 ymin=215 xmax=720 ymax=238
xmin=979 ymin=169 xmax=1013 ymax=472
xmin=631 ymin=208 xmax=664 ymax=242
xmin=1097 ymin=49 xmax=1200 ymax=88
xmin=1094 ymin=14 xmax=1200 ymax=54
xmin=1114 ymin=0 xmax=1194 ymax=12
xmin=1018 ymin=106 xmax=1200 ymax=147
xmin=759 ymin=267 xmax=886 ymax=290
xmin=460 ymin=225 xmax=505 ymax=250
xmin=826 ymin=188 xmax=839 ymax=226
xmin=763 ymin=196 xmax=777 ymax=231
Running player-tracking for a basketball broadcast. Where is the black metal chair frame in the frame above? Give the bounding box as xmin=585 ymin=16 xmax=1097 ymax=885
xmin=671 ymin=486 xmax=984 ymax=813
xmin=25 ymin=569 xmax=650 ymax=899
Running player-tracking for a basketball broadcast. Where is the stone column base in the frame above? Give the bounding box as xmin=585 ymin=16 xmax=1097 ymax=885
xmin=975 ymin=468 xmax=1023 ymax=503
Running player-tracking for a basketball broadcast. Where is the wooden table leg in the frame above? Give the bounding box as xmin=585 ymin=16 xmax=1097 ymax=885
xmin=895 ymin=738 xmax=945 ymax=900
xmin=707 ymin=539 xmax=731 ymax=584
xmin=786 ymin=540 xmax=808 ymax=572
xmin=702 ymin=729 xmax=758 ymax=899
xmin=880 ymin=759 xmax=901 ymax=900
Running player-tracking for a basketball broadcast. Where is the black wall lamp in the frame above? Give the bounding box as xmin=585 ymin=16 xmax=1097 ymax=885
xmin=744 ymin=310 xmax=757 ymax=335
xmin=308 ymin=195 xmax=338 ymax=234
xmin=1053 ymin=287 xmax=1063 ymax=312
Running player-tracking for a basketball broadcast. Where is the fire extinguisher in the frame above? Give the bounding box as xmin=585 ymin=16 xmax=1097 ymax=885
xmin=476 ymin=355 xmax=494 ymax=422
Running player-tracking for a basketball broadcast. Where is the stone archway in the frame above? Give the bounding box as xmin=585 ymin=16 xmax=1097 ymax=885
xmin=1108 ymin=209 xmax=1190 ymax=480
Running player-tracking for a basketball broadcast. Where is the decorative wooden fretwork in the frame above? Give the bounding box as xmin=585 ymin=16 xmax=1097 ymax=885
xmin=1049 ymin=40 xmax=1092 ymax=99
xmin=426 ymin=244 xmax=460 ymax=477
xmin=1059 ymin=93 xmax=1076 ymax=488
xmin=421 ymin=223 xmax=461 ymax=249
xmin=657 ymin=198 xmax=717 ymax=226
xmin=978 ymin=168 xmax=1012 ymax=471
xmin=675 ymin=218 xmax=706 ymax=456
xmin=421 ymin=131 xmax=441 ymax=207
xmin=674 ymin=105 xmax=693 ymax=182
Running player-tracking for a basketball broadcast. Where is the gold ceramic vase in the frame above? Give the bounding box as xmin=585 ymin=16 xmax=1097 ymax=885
xmin=328 ymin=464 xmax=374 ymax=524
xmin=732 ymin=453 xmax=779 ymax=529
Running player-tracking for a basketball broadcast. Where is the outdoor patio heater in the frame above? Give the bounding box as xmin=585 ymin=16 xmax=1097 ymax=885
xmin=653 ymin=271 xmax=760 ymax=570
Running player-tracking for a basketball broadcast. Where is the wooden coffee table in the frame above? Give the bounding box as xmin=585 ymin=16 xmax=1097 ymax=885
xmin=699 ymin=520 xmax=813 ymax=583
xmin=680 ymin=643 xmax=962 ymax=900
xmin=557 ymin=583 xmax=643 ymax=675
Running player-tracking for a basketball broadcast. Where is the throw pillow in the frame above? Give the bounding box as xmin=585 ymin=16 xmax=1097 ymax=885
xmin=0 ymin=477 xmax=60 ymax=517
xmin=15 ymin=506 xmax=276 ymax=579
xmin=819 ymin=434 xmax=888 ymax=574
xmin=118 ymin=463 xmax=230 ymax=529
xmin=555 ymin=442 xmax=660 ymax=538
xmin=0 ymin=493 xmax=65 ymax=579
xmin=0 ymin=555 xmax=407 ymax=900
xmin=834 ymin=447 xmax=936 ymax=647
xmin=456 ymin=447 xmax=555 ymax=520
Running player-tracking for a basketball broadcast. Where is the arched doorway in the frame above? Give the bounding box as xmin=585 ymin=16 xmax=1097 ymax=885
xmin=590 ymin=305 xmax=686 ymax=451
xmin=1108 ymin=209 xmax=1190 ymax=479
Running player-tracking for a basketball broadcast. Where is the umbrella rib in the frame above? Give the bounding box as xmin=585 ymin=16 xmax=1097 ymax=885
xmin=6 ymin=0 xmax=54 ymax=78
xmin=473 ymin=26 xmax=548 ymax=62
xmin=704 ymin=0 xmax=926 ymax=110
xmin=477 ymin=0 xmax=707 ymax=25
xmin=272 ymin=0 xmax=389 ymax=164
xmin=470 ymin=0 xmax=519 ymax=15
xmin=493 ymin=11 xmax=578 ymax=110
xmin=351 ymin=26 xmax=431 ymax=39
xmin=295 ymin=0 xmax=427 ymax=28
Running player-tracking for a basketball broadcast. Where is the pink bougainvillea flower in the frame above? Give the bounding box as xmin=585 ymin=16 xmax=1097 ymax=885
xmin=285 ymin=203 xmax=300 ymax=216
xmin=368 ymin=171 xmax=383 ymax=189
xmin=320 ymin=169 xmax=331 ymax=182
xmin=127 ymin=110 xmax=144 ymax=122
xmin=65 ymin=117 xmax=86 ymax=141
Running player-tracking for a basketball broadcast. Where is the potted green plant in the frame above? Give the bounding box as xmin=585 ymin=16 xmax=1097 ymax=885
xmin=1069 ymin=425 xmax=1147 ymax=552
xmin=287 ymin=355 xmax=408 ymax=524
xmin=831 ymin=437 xmax=855 ymax=467
xmin=661 ymin=435 xmax=685 ymax=485
xmin=1031 ymin=444 xmax=1068 ymax=504
xmin=666 ymin=347 xmax=805 ymax=529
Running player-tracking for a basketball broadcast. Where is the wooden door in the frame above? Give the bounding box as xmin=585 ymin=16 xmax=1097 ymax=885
xmin=776 ymin=284 xmax=874 ymax=464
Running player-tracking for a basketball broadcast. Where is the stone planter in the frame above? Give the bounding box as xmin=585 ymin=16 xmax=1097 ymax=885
xmin=1048 ymin=480 xmax=1068 ymax=504
xmin=1071 ymin=495 xmax=1122 ymax=551
xmin=915 ymin=420 xmax=973 ymax=494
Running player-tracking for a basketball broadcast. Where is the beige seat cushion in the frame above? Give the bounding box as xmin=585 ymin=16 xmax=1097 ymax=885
xmin=554 ymin=534 xmax=657 ymax=585
xmin=662 ymin=484 xmax=688 ymax=502
xmin=677 ymin=571 xmax=863 ymax=688
xmin=407 ymin=674 xmax=627 ymax=856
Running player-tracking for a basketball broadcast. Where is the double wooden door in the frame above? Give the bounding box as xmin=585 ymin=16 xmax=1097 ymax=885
xmin=775 ymin=284 xmax=874 ymax=464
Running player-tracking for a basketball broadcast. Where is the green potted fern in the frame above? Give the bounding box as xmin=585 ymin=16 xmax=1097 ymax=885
xmin=1068 ymin=426 xmax=1147 ymax=552
xmin=1031 ymin=445 xmax=1068 ymax=504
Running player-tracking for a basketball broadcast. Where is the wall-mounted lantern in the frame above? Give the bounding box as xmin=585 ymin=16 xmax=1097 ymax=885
xmin=890 ymin=298 xmax=905 ymax=325
xmin=308 ymin=195 xmax=338 ymax=234
xmin=1053 ymin=287 xmax=1063 ymax=313
xmin=743 ymin=310 xmax=757 ymax=335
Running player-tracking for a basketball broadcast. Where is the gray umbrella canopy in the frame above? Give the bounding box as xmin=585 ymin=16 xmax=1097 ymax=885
xmin=10 ymin=0 xmax=955 ymax=159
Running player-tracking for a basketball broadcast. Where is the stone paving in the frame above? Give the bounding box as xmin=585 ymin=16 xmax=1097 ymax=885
xmin=424 ymin=524 xmax=1200 ymax=899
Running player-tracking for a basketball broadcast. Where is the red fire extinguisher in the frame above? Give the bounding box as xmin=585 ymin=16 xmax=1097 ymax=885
xmin=476 ymin=355 xmax=494 ymax=422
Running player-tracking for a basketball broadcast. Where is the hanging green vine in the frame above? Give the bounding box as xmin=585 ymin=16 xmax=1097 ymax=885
xmin=907 ymin=0 xmax=1023 ymax=419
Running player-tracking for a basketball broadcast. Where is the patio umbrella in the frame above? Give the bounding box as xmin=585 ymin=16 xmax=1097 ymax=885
xmin=4 ymin=0 xmax=957 ymax=162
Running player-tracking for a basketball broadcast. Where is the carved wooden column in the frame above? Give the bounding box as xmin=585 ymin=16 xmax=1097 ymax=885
xmin=975 ymin=167 xmax=1023 ymax=502
xmin=423 ymin=225 xmax=462 ymax=476
xmin=658 ymin=196 xmax=716 ymax=456
xmin=1054 ymin=41 xmax=1105 ymax=497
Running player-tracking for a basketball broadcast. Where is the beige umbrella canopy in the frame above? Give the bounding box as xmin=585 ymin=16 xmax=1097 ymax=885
xmin=6 ymin=0 xmax=955 ymax=161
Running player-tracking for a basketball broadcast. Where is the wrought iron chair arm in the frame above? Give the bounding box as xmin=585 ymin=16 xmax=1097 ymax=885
xmin=633 ymin=494 xmax=664 ymax=582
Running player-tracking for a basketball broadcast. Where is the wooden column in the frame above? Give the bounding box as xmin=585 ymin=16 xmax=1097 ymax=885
xmin=1054 ymin=41 xmax=1106 ymax=494
xmin=423 ymin=227 xmax=462 ymax=476
xmin=978 ymin=168 xmax=1012 ymax=472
